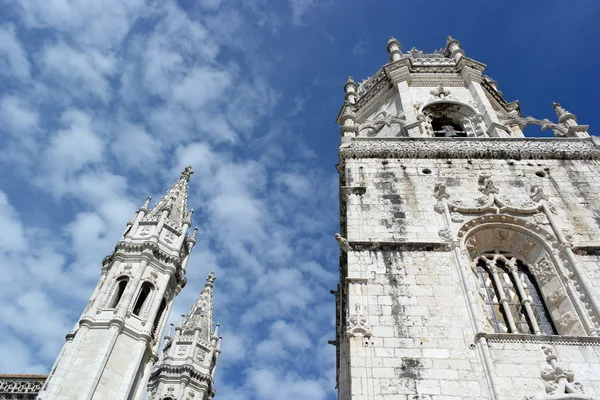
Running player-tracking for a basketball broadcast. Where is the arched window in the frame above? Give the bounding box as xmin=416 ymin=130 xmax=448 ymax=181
xmin=431 ymin=116 xmax=466 ymax=137
xmin=153 ymin=298 xmax=167 ymax=340
xmin=109 ymin=278 xmax=129 ymax=308
xmin=476 ymin=253 xmax=556 ymax=335
xmin=132 ymin=282 xmax=154 ymax=316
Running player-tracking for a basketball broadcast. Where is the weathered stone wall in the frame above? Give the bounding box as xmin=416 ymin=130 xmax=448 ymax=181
xmin=341 ymin=155 xmax=600 ymax=399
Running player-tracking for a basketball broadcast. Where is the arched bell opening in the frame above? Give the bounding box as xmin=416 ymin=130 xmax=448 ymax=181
xmin=419 ymin=101 xmax=483 ymax=138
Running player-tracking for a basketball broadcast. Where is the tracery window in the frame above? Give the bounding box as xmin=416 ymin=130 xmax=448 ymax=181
xmin=476 ymin=253 xmax=556 ymax=335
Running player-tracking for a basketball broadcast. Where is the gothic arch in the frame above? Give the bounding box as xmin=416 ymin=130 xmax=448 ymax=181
xmin=418 ymin=100 xmax=484 ymax=138
xmin=458 ymin=219 xmax=587 ymax=336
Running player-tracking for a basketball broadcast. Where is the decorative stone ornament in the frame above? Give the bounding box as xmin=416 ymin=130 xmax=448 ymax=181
xmin=540 ymin=346 xmax=585 ymax=396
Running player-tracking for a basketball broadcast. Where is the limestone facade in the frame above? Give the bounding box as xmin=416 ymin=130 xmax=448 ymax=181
xmin=334 ymin=37 xmax=600 ymax=400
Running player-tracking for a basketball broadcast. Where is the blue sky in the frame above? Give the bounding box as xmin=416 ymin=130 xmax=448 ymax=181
xmin=0 ymin=0 xmax=598 ymax=399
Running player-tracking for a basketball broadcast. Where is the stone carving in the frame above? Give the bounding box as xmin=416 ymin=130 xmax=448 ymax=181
xmin=556 ymin=311 xmax=578 ymax=331
xmin=562 ymin=228 xmax=574 ymax=243
xmin=503 ymin=115 xmax=568 ymax=136
xmin=530 ymin=184 xmax=548 ymax=202
xmin=533 ymin=213 xmax=549 ymax=225
xmin=334 ymin=233 xmax=353 ymax=253
xmin=358 ymin=110 xmax=406 ymax=135
xmin=547 ymin=287 xmax=567 ymax=307
xmin=498 ymin=195 xmax=512 ymax=205
xmin=338 ymin=137 xmax=600 ymax=163
xmin=433 ymin=181 xmax=449 ymax=200
xmin=438 ymin=228 xmax=454 ymax=244
xmin=429 ymin=83 xmax=453 ymax=99
xmin=450 ymin=212 xmax=464 ymax=223
xmin=465 ymin=236 xmax=478 ymax=259
xmin=528 ymin=259 xmax=554 ymax=285
xmin=540 ymin=346 xmax=585 ymax=395
xmin=434 ymin=201 xmax=445 ymax=214
xmin=478 ymin=174 xmax=499 ymax=195
xmin=139 ymin=226 xmax=151 ymax=236
xmin=475 ymin=195 xmax=489 ymax=206
xmin=347 ymin=315 xmax=371 ymax=337
xmin=164 ymin=232 xmax=175 ymax=244
xmin=177 ymin=346 xmax=186 ymax=356
xmin=195 ymin=348 xmax=205 ymax=362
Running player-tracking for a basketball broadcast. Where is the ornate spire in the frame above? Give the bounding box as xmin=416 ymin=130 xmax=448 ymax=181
xmin=147 ymin=166 xmax=193 ymax=228
xmin=180 ymin=271 xmax=216 ymax=339
xmin=148 ymin=271 xmax=221 ymax=400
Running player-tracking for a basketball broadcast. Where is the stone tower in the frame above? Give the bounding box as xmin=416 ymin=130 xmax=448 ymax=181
xmin=333 ymin=37 xmax=600 ymax=399
xmin=38 ymin=167 xmax=198 ymax=400
xmin=146 ymin=272 xmax=222 ymax=400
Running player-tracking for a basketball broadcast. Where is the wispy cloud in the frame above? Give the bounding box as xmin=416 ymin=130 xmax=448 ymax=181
xmin=0 ymin=1 xmax=338 ymax=399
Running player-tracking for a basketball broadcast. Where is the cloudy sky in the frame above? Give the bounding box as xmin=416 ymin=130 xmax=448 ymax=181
xmin=0 ymin=0 xmax=598 ymax=399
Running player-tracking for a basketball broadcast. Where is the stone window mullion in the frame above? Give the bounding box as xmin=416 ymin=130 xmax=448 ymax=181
xmin=487 ymin=260 xmax=518 ymax=333
xmin=507 ymin=259 xmax=541 ymax=334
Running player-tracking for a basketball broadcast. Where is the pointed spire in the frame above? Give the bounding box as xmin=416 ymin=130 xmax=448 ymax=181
xmin=148 ymin=166 xmax=193 ymax=228
xmin=140 ymin=195 xmax=152 ymax=211
xmin=180 ymin=271 xmax=216 ymax=338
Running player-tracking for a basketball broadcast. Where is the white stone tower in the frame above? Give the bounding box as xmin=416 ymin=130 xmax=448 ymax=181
xmin=38 ymin=167 xmax=198 ymax=400
xmin=146 ymin=272 xmax=221 ymax=400
xmin=334 ymin=37 xmax=600 ymax=399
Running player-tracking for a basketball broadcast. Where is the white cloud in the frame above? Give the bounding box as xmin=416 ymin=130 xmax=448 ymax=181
xmin=0 ymin=191 xmax=26 ymax=253
xmin=0 ymin=2 xmax=338 ymax=399
xmin=289 ymin=0 xmax=318 ymax=25
xmin=0 ymin=24 xmax=31 ymax=81
xmin=41 ymin=43 xmax=117 ymax=102
xmin=16 ymin=0 xmax=145 ymax=49
xmin=41 ymin=110 xmax=105 ymax=195
xmin=111 ymin=123 xmax=163 ymax=171
xmin=0 ymin=96 xmax=39 ymax=134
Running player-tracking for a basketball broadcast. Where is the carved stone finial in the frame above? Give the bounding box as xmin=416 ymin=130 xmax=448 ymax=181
xmin=553 ymin=101 xmax=577 ymax=124
xmin=387 ymin=37 xmax=402 ymax=61
xmin=445 ymin=35 xmax=464 ymax=59
xmin=181 ymin=165 xmax=194 ymax=181
xmin=205 ymin=271 xmax=216 ymax=288
xmin=334 ymin=233 xmax=353 ymax=253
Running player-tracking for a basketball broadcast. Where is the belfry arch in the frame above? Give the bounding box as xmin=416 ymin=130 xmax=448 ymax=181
xmin=418 ymin=100 xmax=484 ymax=138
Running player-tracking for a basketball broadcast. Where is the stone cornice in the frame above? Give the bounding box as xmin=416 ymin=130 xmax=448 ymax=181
xmin=339 ymin=137 xmax=600 ymax=165
xmin=482 ymin=333 xmax=600 ymax=346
